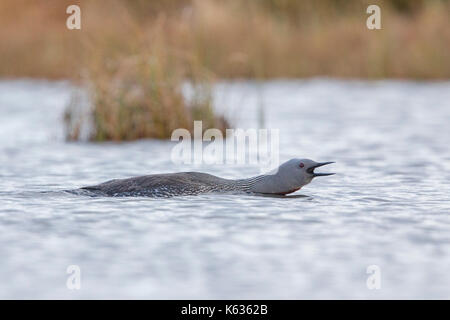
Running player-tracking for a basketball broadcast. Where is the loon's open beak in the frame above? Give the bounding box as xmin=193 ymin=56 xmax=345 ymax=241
xmin=307 ymin=161 xmax=335 ymax=177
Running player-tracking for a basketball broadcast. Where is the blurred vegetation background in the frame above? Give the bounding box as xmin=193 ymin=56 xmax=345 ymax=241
xmin=1 ymin=0 xmax=449 ymax=140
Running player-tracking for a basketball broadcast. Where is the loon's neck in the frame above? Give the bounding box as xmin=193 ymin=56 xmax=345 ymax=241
xmin=231 ymin=172 xmax=303 ymax=195
xmin=233 ymin=174 xmax=278 ymax=194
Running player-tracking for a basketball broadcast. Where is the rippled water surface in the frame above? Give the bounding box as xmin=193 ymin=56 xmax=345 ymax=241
xmin=0 ymin=79 xmax=449 ymax=299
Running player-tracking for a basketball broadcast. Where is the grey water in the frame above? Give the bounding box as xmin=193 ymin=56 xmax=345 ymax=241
xmin=0 ymin=79 xmax=449 ymax=299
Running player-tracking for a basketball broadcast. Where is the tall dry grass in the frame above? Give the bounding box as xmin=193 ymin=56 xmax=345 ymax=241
xmin=1 ymin=0 xmax=449 ymax=140
xmin=2 ymin=0 xmax=449 ymax=79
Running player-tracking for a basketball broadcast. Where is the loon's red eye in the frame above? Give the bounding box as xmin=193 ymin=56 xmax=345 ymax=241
xmin=299 ymin=162 xmax=304 ymax=168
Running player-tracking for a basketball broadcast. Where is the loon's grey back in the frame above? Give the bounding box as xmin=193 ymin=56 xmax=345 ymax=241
xmin=81 ymin=172 xmax=236 ymax=197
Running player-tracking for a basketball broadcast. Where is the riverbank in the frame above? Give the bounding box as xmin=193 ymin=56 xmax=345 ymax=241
xmin=2 ymin=0 xmax=449 ymax=141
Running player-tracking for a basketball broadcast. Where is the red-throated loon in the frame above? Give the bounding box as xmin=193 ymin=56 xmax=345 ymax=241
xmin=80 ymin=159 xmax=334 ymax=197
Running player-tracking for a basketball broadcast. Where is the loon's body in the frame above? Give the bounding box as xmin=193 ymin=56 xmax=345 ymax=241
xmin=82 ymin=172 xmax=238 ymax=197
xmin=80 ymin=159 xmax=334 ymax=197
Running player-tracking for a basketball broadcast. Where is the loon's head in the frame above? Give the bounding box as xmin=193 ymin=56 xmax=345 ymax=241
xmin=282 ymin=158 xmax=334 ymax=186
xmin=254 ymin=158 xmax=335 ymax=195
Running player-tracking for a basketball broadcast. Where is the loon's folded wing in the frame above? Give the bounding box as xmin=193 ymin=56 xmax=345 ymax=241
xmin=81 ymin=172 xmax=227 ymax=196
